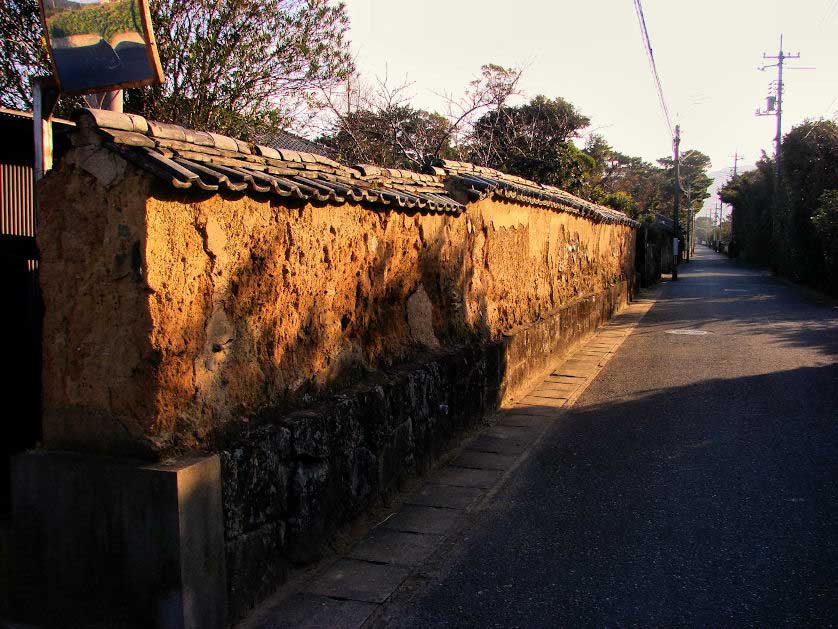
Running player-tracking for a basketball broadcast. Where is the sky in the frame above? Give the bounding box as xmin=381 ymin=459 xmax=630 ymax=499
xmin=340 ymin=0 xmax=838 ymax=216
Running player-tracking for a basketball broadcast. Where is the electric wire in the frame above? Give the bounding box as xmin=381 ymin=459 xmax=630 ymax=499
xmin=632 ymin=0 xmax=674 ymax=139
xmin=821 ymin=0 xmax=838 ymax=28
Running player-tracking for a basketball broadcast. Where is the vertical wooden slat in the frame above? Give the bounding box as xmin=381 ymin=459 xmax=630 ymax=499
xmin=15 ymin=164 xmax=20 ymax=235
xmin=0 ymin=161 xmax=35 ymax=237
xmin=1 ymin=163 xmax=6 ymax=233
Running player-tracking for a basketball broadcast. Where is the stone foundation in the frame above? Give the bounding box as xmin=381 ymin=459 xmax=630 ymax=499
xmin=220 ymin=279 xmax=633 ymax=620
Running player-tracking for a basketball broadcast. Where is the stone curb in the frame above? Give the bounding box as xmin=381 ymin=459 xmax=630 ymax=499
xmin=237 ymin=287 xmax=661 ymax=629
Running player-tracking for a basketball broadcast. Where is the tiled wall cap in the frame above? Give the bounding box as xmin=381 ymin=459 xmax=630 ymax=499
xmin=313 ymin=154 xmax=341 ymax=169
xmin=278 ymin=149 xmax=302 ymax=162
xmin=65 ymin=108 xmax=634 ymax=225
xmin=233 ymin=138 xmax=252 ymax=155
xmin=183 ymin=128 xmax=215 ymax=147
xmin=147 ymin=120 xmax=187 ymax=142
xmin=208 ymin=132 xmax=239 ymax=153
xmin=355 ymin=164 xmax=381 ymax=177
xmin=125 ymin=113 xmax=149 ymax=134
xmin=256 ymin=145 xmax=282 ymax=160
xmin=74 ymin=108 xmax=136 ymax=132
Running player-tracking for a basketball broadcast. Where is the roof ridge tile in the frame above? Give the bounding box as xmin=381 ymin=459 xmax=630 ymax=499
xmin=207 ymin=132 xmax=239 ymax=153
xmin=67 ymin=108 xmax=637 ymax=225
xmin=256 ymin=145 xmax=282 ymax=160
xmin=147 ymin=120 xmax=188 ymax=142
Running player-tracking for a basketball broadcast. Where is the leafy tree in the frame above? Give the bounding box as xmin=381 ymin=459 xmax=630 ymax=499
xmin=0 ymin=0 xmax=354 ymax=139
xmin=720 ymin=119 xmax=838 ymax=292
xmin=693 ymin=215 xmax=714 ymax=242
xmin=719 ymin=156 xmax=774 ymax=264
xmin=778 ymin=120 xmax=838 ymax=286
xmin=592 ymin=149 xmax=667 ymax=218
xmin=317 ymin=64 xmax=521 ymax=169
xmin=466 ymin=95 xmax=593 ymax=193
xmin=0 ymin=0 xmax=48 ymax=110
xmin=811 ymin=189 xmax=838 ymax=286
xmin=601 ymin=191 xmax=638 ymax=216
xmin=657 ymin=150 xmax=713 ymax=223
xmin=319 ymin=106 xmax=455 ymax=169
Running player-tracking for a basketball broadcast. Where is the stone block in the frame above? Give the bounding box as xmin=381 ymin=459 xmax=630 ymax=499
xmin=355 ymin=384 xmax=391 ymax=452
xmin=219 ymin=424 xmax=291 ymax=539
xmin=283 ymin=411 xmax=331 ymax=460
xmin=496 ymin=412 xmax=551 ymax=428
xmin=452 ymin=450 xmax=518 ymax=471
xmin=513 ymin=402 xmax=563 ymax=417
xmin=226 ymin=523 xmax=288 ymax=622
xmin=11 ymin=451 xmax=226 ymax=629
xmin=349 ymin=445 xmax=380 ymax=509
xmin=468 ymin=433 xmax=532 ymax=455
xmin=306 ymin=559 xmax=408 ymax=604
xmin=349 ymin=528 xmax=442 ymax=566
xmin=383 ymin=504 xmax=464 ymax=536
xmin=407 ymin=483 xmax=485 ymax=510
xmin=523 ymin=390 xmax=569 ymax=404
xmin=286 ymin=461 xmax=333 ymax=563
xmin=433 ymin=465 xmax=504 ymax=488
xmin=380 ymin=420 xmax=415 ymax=491
xmin=252 ymin=593 xmax=377 ymax=629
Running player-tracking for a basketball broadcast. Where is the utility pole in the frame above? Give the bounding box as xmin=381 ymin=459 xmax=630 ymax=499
xmin=684 ymin=183 xmax=692 ymax=263
xmin=756 ymin=35 xmax=801 ymax=190
xmin=692 ymin=205 xmax=697 ymax=254
xmin=83 ymin=90 xmax=123 ymax=112
xmin=728 ymin=151 xmax=743 ymax=257
xmin=672 ymin=124 xmax=681 ymax=280
xmin=732 ymin=151 xmax=743 ymax=178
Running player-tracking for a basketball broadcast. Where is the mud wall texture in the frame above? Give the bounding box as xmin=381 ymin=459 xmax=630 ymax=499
xmin=38 ymin=150 xmax=635 ymax=620
xmin=38 ymin=152 xmax=634 ymax=457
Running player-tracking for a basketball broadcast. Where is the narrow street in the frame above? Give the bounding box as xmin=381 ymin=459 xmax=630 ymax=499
xmin=386 ymin=248 xmax=838 ymax=626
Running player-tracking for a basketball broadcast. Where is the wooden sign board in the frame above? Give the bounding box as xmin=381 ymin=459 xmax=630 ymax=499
xmin=39 ymin=0 xmax=163 ymax=95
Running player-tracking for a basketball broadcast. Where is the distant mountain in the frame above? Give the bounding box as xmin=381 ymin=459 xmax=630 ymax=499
xmin=699 ymin=167 xmax=748 ymax=218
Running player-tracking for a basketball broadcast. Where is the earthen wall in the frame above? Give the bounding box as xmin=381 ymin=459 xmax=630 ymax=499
xmin=36 ymin=149 xmax=636 ymax=619
xmin=38 ymin=153 xmax=634 ymax=456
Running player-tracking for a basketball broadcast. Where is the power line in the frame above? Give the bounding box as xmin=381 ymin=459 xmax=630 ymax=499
xmin=820 ymin=0 xmax=838 ymax=29
xmin=632 ymin=0 xmax=674 ymax=139
xmin=632 ymin=0 xmax=681 ymax=278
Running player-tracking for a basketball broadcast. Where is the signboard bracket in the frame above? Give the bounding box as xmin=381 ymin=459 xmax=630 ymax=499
xmin=32 ymin=76 xmax=60 ymax=182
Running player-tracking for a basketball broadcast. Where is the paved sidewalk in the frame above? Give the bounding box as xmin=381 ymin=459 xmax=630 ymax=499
xmin=238 ymin=289 xmax=658 ymax=629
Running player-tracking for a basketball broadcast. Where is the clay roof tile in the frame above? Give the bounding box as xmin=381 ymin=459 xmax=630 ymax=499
xmin=208 ymin=132 xmax=239 ymax=153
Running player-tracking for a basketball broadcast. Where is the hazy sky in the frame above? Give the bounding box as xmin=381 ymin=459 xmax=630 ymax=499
xmin=341 ymin=0 xmax=838 ymax=214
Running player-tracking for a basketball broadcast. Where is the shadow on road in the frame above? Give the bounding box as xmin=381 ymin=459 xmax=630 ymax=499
xmin=391 ymin=249 xmax=838 ymax=626
xmin=394 ymin=364 xmax=837 ymax=626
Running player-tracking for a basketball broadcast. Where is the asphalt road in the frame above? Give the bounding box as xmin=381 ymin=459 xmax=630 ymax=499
xmin=388 ymin=248 xmax=838 ymax=626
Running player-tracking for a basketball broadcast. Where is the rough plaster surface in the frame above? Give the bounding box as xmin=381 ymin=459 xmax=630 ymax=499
xmin=38 ymin=154 xmax=634 ymax=455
